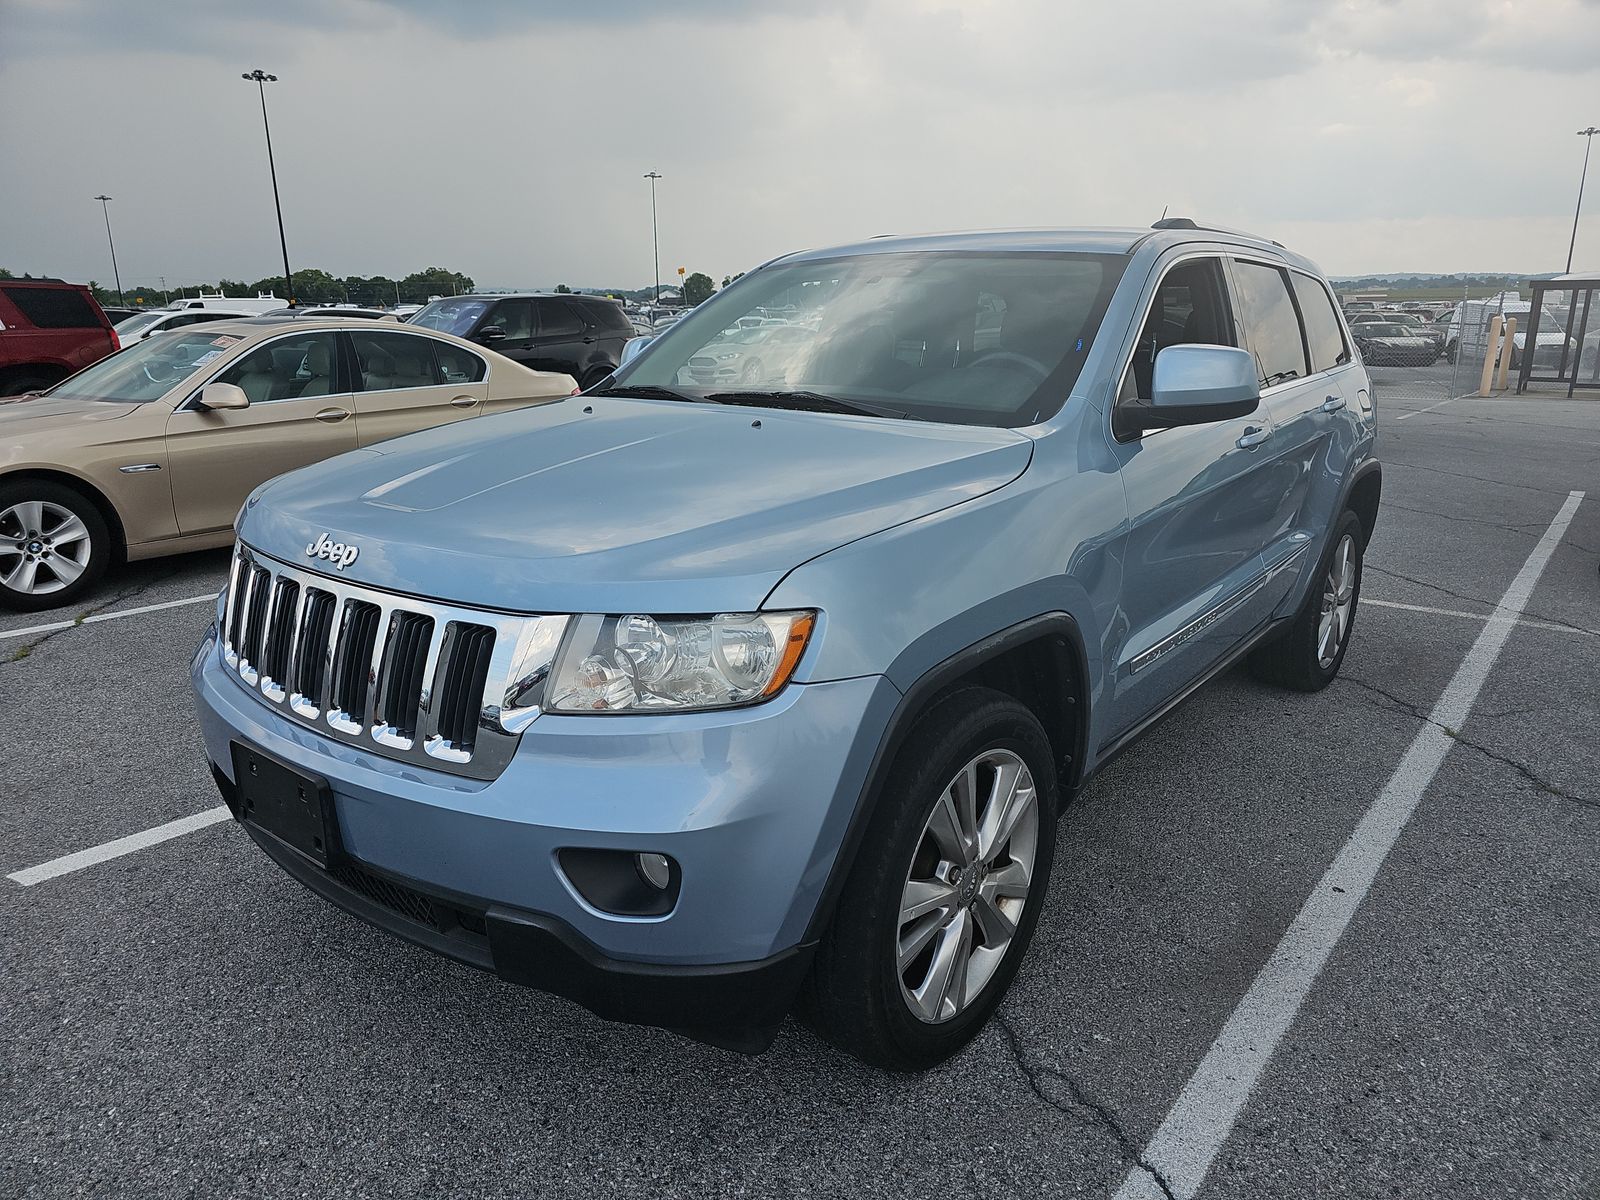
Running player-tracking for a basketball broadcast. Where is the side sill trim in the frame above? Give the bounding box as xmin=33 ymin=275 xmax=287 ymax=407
xmin=1127 ymin=541 xmax=1309 ymax=676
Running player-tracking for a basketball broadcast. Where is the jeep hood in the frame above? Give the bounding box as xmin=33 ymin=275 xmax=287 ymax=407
xmin=240 ymin=396 xmax=1033 ymax=613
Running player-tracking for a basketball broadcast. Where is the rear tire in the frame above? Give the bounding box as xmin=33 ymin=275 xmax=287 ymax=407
xmin=580 ymin=365 xmax=614 ymax=391
xmin=799 ymin=688 xmax=1058 ymax=1071
xmin=0 ymin=480 xmax=112 ymax=612
xmin=1248 ymin=511 xmax=1364 ymax=692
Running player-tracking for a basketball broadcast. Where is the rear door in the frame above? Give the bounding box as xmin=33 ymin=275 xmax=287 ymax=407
xmin=347 ymin=329 xmax=486 ymax=444
xmin=1108 ymin=253 xmax=1287 ymax=738
xmin=527 ymin=298 xmax=592 ymax=378
xmin=1224 ymin=259 xmax=1332 ymax=612
xmin=165 ymin=332 xmax=357 ymax=535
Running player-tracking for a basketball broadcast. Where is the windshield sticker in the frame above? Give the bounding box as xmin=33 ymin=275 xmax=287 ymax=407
xmin=209 ymin=335 xmax=241 ymax=348
xmin=190 ymin=350 xmax=225 ymax=368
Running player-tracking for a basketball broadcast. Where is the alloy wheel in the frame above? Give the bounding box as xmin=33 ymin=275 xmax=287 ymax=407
xmin=896 ymin=748 xmax=1039 ymax=1024
xmin=1317 ymin=532 xmax=1357 ymax=668
xmin=0 ymin=500 xmax=94 ymax=596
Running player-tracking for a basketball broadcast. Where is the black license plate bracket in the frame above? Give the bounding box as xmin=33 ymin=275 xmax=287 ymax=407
xmin=231 ymin=742 xmax=342 ymax=869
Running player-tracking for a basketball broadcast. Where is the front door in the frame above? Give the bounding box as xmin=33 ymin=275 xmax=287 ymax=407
xmin=477 ymin=298 xmax=534 ymax=365
xmin=165 ymin=332 xmax=358 ymax=535
xmin=346 ymin=329 xmax=484 ymax=445
xmin=1106 ymin=255 xmax=1287 ymax=740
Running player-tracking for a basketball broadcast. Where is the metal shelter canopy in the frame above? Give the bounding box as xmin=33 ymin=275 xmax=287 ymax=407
xmin=1516 ymin=271 xmax=1600 ymax=396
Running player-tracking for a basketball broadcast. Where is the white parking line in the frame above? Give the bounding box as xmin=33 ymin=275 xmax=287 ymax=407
xmin=7 ymin=806 xmax=231 ymax=887
xmin=1112 ymin=489 xmax=1585 ymax=1200
xmin=1395 ymin=396 xmax=1459 ymax=419
xmin=1364 ymin=597 xmax=1598 ymax=636
xmin=0 ymin=593 xmax=217 ymax=643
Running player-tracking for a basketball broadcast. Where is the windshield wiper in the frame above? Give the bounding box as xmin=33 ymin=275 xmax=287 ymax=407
xmin=587 ymin=383 xmax=711 ymax=404
xmin=705 ymin=390 xmax=911 ymax=420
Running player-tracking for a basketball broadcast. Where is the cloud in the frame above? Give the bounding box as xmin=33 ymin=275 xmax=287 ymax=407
xmin=2 ymin=0 xmax=1597 ymax=286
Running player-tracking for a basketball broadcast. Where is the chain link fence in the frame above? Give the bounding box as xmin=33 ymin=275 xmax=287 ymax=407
xmin=1340 ymin=282 xmax=1597 ymax=411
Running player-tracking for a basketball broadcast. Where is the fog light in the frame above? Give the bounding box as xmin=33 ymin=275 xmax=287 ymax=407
xmin=636 ymin=852 xmax=672 ymax=890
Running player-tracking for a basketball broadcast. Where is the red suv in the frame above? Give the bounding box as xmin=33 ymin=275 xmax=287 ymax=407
xmin=0 ymin=280 xmax=119 ymax=396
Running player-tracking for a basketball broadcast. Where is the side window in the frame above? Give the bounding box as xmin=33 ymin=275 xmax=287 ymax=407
xmin=1123 ymin=257 xmax=1235 ymax=403
xmin=1 ymin=285 xmax=99 ymax=329
xmin=1289 ymin=272 xmax=1350 ymax=372
xmin=536 ymin=299 xmax=584 ymax=338
xmin=1230 ymin=261 xmax=1309 ymax=388
xmin=433 ymin=340 xmax=487 ymax=384
xmin=349 ymin=331 xmax=443 ymax=391
xmin=488 ymin=299 xmax=532 ymax=340
xmin=216 ymin=334 xmax=337 ymax=404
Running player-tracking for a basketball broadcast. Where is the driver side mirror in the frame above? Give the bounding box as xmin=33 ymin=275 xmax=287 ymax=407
xmin=199 ymin=382 xmax=250 ymax=411
xmin=1148 ymin=344 xmax=1260 ymax=425
xmin=477 ymin=325 xmax=507 ymax=342
xmin=1115 ymin=345 xmax=1261 ymax=438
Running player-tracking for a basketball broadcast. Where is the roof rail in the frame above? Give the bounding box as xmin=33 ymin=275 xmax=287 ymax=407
xmin=1151 ymin=216 xmax=1283 ymax=248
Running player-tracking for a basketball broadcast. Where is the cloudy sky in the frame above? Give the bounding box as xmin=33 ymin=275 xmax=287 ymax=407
xmin=2 ymin=0 xmax=1597 ymax=291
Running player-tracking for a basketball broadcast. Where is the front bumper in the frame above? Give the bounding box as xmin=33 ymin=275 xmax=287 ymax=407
xmin=192 ymin=623 xmax=897 ymax=1042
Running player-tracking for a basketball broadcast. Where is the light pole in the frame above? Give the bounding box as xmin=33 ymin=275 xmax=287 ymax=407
xmin=242 ymin=69 xmax=295 ymax=305
xmin=93 ymin=195 xmax=124 ymax=305
xmin=644 ymin=171 xmax=662 ymax=306
xmin=1567 ymin=126 xmax=1599 ymax=274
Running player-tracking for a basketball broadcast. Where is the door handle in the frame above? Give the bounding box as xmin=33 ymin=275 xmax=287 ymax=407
xmin=314 ymin=408 xmax=351 ymax=423
xmin=1236 ymin=425 xmax=1271 ymax=449
xmin=450 ymin=395 xmax=480 ymax=408
xmin=1321 ymin=394 xmax=1346 ymax=413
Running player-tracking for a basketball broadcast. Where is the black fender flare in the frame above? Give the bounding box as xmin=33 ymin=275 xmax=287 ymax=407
xmin=800 ymin=611 xmax=1089 ymax=945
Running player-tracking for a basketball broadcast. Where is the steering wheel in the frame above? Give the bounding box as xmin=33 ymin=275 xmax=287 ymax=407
xmin=963 ymin=349 xmax=1051 ymax=383
xmin=141 ymin=359 xmax=182 ymax=386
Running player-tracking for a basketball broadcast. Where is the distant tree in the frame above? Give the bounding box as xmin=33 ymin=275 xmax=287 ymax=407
xmin=400 ymin=266 xmax=475 ymax=303
xmin=0 ymin=267 xmax=13 ymax=280
xmin=554 ymin=283 xmax=572 ymax=294
xmin=683 ymin=272 xmax=715 ymax=306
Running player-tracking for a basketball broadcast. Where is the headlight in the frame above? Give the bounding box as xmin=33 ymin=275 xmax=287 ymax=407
xmin=547 ymin=611 xmax=815 ymax=713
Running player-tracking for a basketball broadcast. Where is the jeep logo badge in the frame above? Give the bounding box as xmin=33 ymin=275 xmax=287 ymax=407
xmin=306 ymin=532 xmax=359 ymax=571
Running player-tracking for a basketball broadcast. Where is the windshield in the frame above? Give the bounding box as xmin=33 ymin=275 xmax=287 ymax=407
xmin=114 ymin=312 xmax=167 ymax=337
xmin=616 ymin=251 xmax=1126 ymax=427
xmin=47 ymin=330 xmax=245 ymax=403
xmin=410 ymin=298 xmax=490 ymax=336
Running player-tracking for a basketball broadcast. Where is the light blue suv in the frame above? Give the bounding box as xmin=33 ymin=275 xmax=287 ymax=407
xmin=191 ymin=221 xmax=1379 ymax=1069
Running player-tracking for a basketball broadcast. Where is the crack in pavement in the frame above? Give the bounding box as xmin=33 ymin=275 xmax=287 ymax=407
xmin=1338 ymin=673 xmax=1600 ymax=812
xmin=1380 ymin=500 xmax=1559 ymax=538
xmin=2 ymin=579 xmax=163 ymax=668
xmin=1379 ymin=458 xmax=1576 ymax=500
xmin=1364 ymin=565 xmax=1595 ymax=636
xmin=992 ymin=1014 xmax=1178 ymax=1200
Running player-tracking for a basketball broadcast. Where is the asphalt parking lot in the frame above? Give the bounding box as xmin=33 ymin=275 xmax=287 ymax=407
xmin=3 ymin=380 xmax=1597 ymax=1199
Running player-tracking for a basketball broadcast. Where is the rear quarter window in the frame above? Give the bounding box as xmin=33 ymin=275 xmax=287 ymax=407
xmin=2 ymin=286 xmax=103 ymax=330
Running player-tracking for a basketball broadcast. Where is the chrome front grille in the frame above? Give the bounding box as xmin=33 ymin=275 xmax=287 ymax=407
xmin=221 ymin=546 xmax=568 ymax=780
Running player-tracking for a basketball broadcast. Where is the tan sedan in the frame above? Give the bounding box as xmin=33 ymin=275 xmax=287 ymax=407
xmin=0 ymin=316 xmax=574 ymax=610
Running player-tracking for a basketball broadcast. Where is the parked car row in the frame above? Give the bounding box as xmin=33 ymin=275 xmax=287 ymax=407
xmin=0 ymin=316 xmax=573 ymax=609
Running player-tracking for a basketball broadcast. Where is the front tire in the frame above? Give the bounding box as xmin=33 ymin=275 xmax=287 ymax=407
xmin=1249 ymin=511 xmax=1364 ymax=692
xmin=800 ymin=688 xmax=1058 ymax=1070
xmin=0 ymin=480 xmax=111 ymax=611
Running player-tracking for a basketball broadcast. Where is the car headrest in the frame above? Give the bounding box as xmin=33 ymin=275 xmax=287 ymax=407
xmin=305 ymin=342 xmax=332 ymax=376
xmin=270 ymin=347 xmax=304 ymax=374
xmin=363 ymin=350 xmax=395 ymax=375
xmin=394 ymin=353 xmax=426 ymax=376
